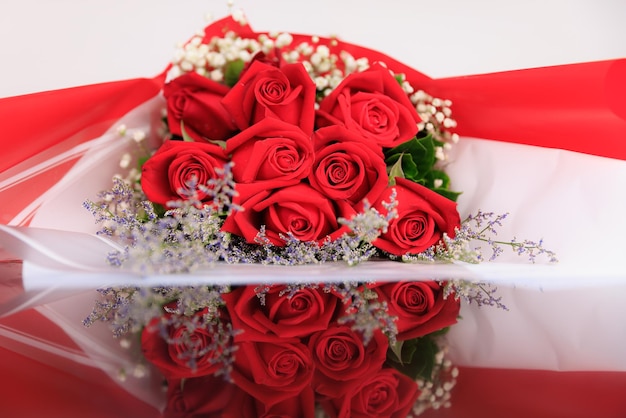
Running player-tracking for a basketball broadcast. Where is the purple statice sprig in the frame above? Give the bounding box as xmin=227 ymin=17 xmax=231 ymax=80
xmin=83 ymin=177 xmax=154 ymax=243
xmin=149 ymin=305 xmax=239 ymax=379
xmin=334 ymin=192 xmax=398 ymax=266
xmin=404 ymin=210 xmax=558 ymax=265
xmin=329 ymin=281 xmax=399 ymax=346
xmin=83 ymin=286 xmax=166 ymax=337
xmin=441 ymin=279 xmax=508 ymax=310
xmin=84 ymin=285 xmax=232 ymax=338
xmin=83 ymin=286 xmax=140 ymax=337
xmin=460 ymin=211 xmax=559 ymax=264
xmin=85 ymin=164 xmax=240 ymax=274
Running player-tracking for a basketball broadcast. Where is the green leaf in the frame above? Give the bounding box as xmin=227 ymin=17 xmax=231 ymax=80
xmin=137 ymin=155 xmax=150 ymax=170
xmin=433 ymin=188 xmax=462 ymax=202
xmin=225 ymin=59 xmax=245 ymax=87
xmin=389 ymin=340 xmax=405 ymax=364
xmin=387 ymin=155 xmax=406 ymax=185
xmin=385 ymin=134 xmax=436 ymax=184
xmin=388 ymin=338 xmax=418 ymax=366
xmin=180 ymin=121 xmax=194 ymax=142
xmin=388 ymin=336 xmax=439 ymax=381
xmin=430 ymin=326 xmax=451 ymax=337
xmin=427 ymin=169 xmax=451 ymax=190
xmin=400 ymin=154 xmax=419 ymax=181
xmin=206 ymin=139 xmax=227 ymax=150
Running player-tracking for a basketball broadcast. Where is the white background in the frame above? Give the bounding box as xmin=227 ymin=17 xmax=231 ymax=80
xmin=1 ymin=0 xmax=625 ymax=98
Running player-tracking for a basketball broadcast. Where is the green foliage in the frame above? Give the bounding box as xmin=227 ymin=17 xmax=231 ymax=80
xmin=137 ymin=155 xmax=150 ymax=171
xmin=384 ymin=133 xmax=460 ymax=202
xmin=426 ymin=170 xmax=462 ymax=202
xmin=387 ymin=334 xmax=440 ymax=382
xmin=225 ymin=59 xmax=245 ymax=87
xmin=385 ymin=133 xmax=435 ymax=183
xmin=180 ymin=121 xmax=194 ymax=142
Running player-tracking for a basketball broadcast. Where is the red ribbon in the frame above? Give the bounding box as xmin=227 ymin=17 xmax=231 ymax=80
xmin=0 ymin=75 xmax=165 ymax=174
xmin=430 ymin=59 xmax=626 ymax=160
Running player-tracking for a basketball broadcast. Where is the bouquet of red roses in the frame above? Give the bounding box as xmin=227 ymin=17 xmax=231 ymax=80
xmin=79 ymin=14 xmax=480 ymax=417
xmin=142 ymin=59 xmax=459 ymax=255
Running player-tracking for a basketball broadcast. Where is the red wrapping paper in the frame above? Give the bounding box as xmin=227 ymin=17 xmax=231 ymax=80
xmin=2 ymin=310 xmax=625 ymax=417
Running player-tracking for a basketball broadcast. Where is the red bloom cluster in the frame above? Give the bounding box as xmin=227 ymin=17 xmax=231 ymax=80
xmin=141 ymin=281 xmax=460 ymax=417
xmin=141 ymin=57 xmax=460 ymax=255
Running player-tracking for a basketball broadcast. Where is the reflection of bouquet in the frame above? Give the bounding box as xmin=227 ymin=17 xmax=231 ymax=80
xmin=79 ymin=13 xmax=556 ymax=418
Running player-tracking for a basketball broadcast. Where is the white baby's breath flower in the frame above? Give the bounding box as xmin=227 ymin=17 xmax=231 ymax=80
xmin=132 ymin=130 xmax=146 ymax=143
xmin=275 ymin=32 xmax=293 ymax=48
xmin=231 ymin=8 xmax=247 ymax=25
xmin=209 ymin=69 xmax=224 ymax=82
xmin=119 ymin=153 xmax=131 ymax=169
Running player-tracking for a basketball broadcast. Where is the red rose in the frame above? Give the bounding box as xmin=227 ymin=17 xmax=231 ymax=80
xmin=141 ymin=307 xmax=229 ymax=379
xmin=308 ymin=324 xmax=388 ymax=397
xmin=231 ymin=340 xmax=315 ymax=408
xmin=225 ymin=118 xmax=314 ymax=184
xmin=163 ymin=376 xmax=237 ymax=418
xmin=163 ymin=72 xmax=237 ymax=142
xmin=370 ymin=281 xmax=460 ymax=340
xmin=222 ymin=284 xmax=340 ymax=341
xmin=222 ymin=182 xmax=354 ymax=246
xmin=256 ymin=389 xmax=316 ymax=418
xmin=141 ymin=140 xmax=227 ymax=206
xmin=316 ymin=63 xmax=421 ymax=148
xmin=323 ymin=368 xmax=420 ymax=418
xmin=222 ymin=60 xmax=316 ymax=134
xmin=308 ymin=126 xmax=388 ymax=206
xmin=373 ymin=177 xmax=460 ymax=255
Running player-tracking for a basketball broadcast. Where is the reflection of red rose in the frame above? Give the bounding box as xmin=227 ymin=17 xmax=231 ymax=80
xmin=258 ymin=389 xmax=316 ymax=418
xmin=141 ymin=307 xmax=228 ymax=379
xmin=222 ymin=60 xmax=316 ymax=134
xmin=309 ymin=126 xmax=388 ymax=206
xmin=165 ymin=376 xmax=316 ymax=418
xmin=373 ymin=177 xmax=460 ymax=256
xmin=231 ymin=340 xmax=315 ymax=408
xmin=370 ymin=280 xmax=460 ymax=340
xmin=213 ymin=386 xmax=316 ymax=418
xmin=225 ymin=118 xmax=314 ymax=184
xmin=317 ymin=63 xmax=421 ymax=148
xmin=323 ymin=368 xmax=420 ymax=418
xmin=141 ymin=140 xmax=227 ymax=206
xmin=223 ymin=284 xmax=340 ymax=341
xmin=222 ymin=182 xmax=353 ymax=246
xmin=308 ymin=324 xmax=388 ymax=397
xmin=163 ymin=376 xmax=236 ymax=418
xmin=163 ymin=72 xmax=237 ymax=142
